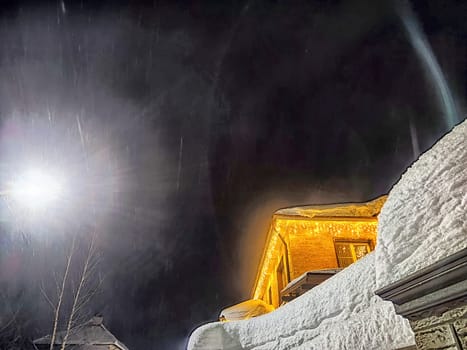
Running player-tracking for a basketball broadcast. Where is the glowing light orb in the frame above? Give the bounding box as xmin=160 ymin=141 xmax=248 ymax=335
xmin=9 ymin=169 xmax=64 ymax=209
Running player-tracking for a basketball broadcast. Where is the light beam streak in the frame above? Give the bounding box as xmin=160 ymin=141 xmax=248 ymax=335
xmin=398 ymin=1 xmax=459 ymax=129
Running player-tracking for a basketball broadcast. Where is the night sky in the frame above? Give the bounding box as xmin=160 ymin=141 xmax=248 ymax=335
xmin=0 ymin=0 xmax=465 ymax=349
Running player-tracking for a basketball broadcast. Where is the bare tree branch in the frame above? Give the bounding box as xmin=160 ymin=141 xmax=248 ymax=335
xmin=39 ymin=283 xmax=57 ymax=312
xmin=48 ymin=235 xmax=76 ymax=350
xmin=60 ymin=234 xmax=97 ymax=350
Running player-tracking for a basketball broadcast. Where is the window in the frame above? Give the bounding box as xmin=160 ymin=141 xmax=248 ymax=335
xmin=334 ymin=241 xmax=371 ymax=268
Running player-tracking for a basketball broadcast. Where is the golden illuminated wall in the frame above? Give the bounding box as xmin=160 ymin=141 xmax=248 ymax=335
xmin=255 ymin=218 xmax=289 ymax=308
xmin=251 ymin=196 xmax=386 ymax=305
xmin=287 ymin=218 xmax=377 ymax=278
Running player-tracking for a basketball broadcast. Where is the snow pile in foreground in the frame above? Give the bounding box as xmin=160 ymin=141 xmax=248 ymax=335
xmin=376 ymin=119 xmax=467 ymax=288
xmin=188 ymin=253 xmax=414 ymax=350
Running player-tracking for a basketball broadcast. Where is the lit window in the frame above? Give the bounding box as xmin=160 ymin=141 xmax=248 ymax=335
xmin=334 ymin=241 xmax=371 ymax=268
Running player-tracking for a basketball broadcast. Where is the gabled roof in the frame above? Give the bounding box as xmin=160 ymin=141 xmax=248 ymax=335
xmin=33 ymin=317 xmax=128 ymax=350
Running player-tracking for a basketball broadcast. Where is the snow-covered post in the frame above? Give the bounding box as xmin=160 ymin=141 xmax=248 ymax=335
xmin=375 ymin=120 xmax=467 ymax=349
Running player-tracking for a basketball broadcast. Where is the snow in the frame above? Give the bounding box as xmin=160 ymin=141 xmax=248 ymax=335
xmin=283 ymin=269 xmax=342 ymax=291
xmin=219 ymin=299 xmax=275 ymax=321
xmin=376 ymin=119 xmax=467 ymax=288
xmin=188 ymin=253 xmax=414 ymax=350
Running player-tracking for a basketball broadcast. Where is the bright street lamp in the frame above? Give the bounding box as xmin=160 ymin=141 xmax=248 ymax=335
xmin=6 ymin=168 xmax=65 ymax=210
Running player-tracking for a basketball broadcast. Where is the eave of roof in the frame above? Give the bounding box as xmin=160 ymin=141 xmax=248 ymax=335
xmin=275 ymin=195 xmax=387 ymax=219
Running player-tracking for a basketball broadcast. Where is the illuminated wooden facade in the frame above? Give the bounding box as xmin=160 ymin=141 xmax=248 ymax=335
xmin=251 ymin=196 xmax=387 ymax=308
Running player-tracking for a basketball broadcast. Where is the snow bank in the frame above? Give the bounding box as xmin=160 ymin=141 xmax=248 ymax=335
xmin=188 ymin=253 xmax=414 ymax=350
xmin=376 ymin=119 xmax=467 ymax=288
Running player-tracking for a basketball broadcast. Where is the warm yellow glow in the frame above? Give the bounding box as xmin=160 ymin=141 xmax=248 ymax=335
xmin=252 ymin=196 xmax=386 ymax=302
xmin=253 ymin=219 xmax=377 ymax=300
xmin=276 ymin=195 xmax=387 ymax=219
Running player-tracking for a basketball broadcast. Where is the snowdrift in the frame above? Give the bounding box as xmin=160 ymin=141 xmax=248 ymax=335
xmin=376 ymin=120 xmax=467 ymax=288
xmin=188 ymin=253 xmax=414 ymax=350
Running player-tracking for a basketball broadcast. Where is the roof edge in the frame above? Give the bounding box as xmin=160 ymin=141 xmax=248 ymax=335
xmin=274 ymin=195 xmax=387 ymax=218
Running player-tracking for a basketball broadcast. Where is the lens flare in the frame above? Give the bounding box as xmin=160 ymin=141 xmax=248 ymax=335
xmin=9 ymin=169 xmax=64 ymax=209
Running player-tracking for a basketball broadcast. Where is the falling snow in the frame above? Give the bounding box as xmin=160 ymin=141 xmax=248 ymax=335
xmin=0 ymin=2 xmax=464 ymax=350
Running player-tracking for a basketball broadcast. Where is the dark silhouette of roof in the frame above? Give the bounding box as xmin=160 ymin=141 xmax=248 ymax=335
xmin=33 ymin=316 xmax=128 ymax=350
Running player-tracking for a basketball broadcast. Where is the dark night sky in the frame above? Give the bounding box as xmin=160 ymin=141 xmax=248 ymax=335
xmin=0 ymin=0 xmax=465 ymax=349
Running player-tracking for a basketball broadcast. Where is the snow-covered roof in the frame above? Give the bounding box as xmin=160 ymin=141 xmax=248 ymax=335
xmin=275 ymin=195 xmax=387 ymax=219
xmin=33 ymin=317 xmax=129 ymax=350
xmin=376 ymin=119 xmax=467 ymax=288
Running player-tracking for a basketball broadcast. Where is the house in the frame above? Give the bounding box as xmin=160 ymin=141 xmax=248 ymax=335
xmin=33 ymin=316 xmax=129 ymax=350
xmin=252 ymin=195 xmax=386 ymax=308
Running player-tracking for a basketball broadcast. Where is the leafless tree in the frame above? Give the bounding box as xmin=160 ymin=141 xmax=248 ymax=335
xmin=40 ymin=232 xmax=102 ymax=350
